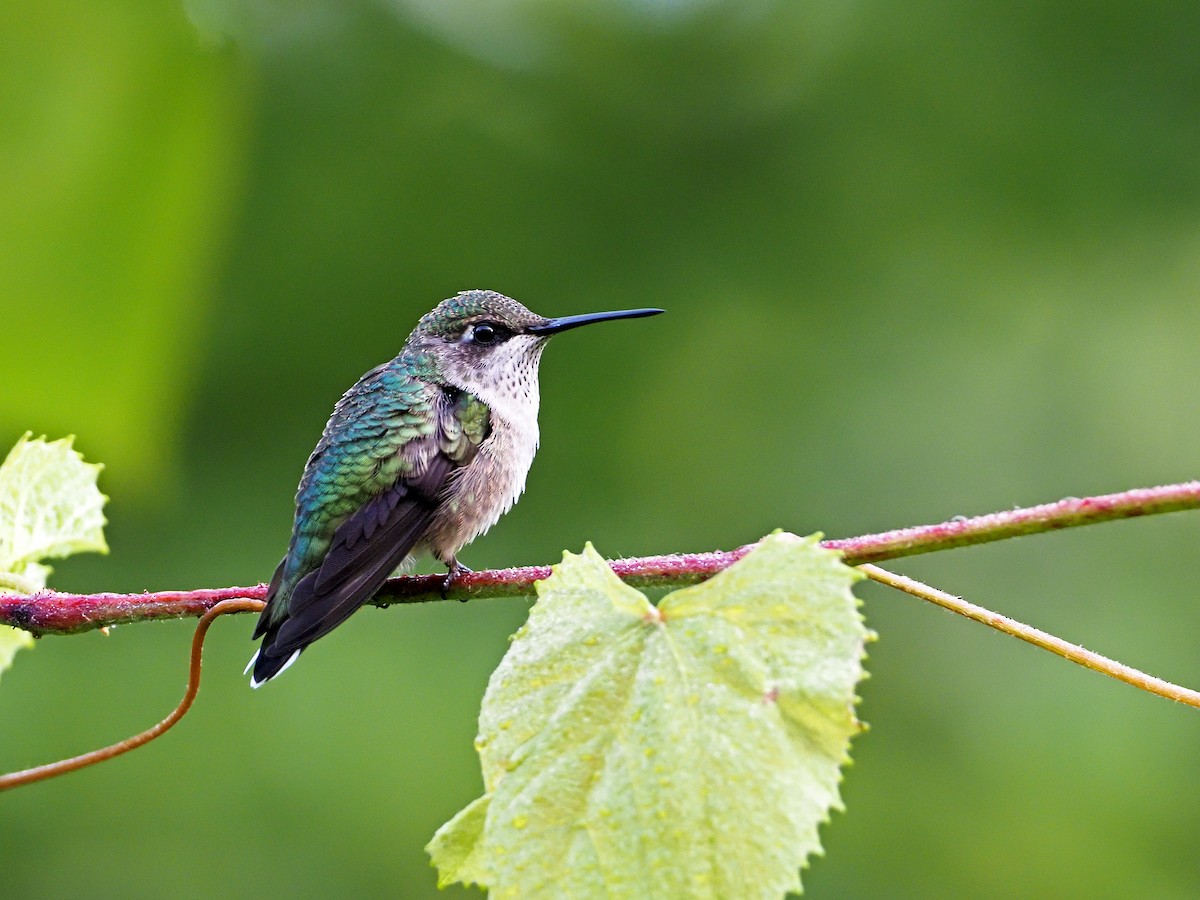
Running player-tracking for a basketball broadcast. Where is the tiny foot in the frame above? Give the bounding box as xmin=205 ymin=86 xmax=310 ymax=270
xmin=441 ymin=560 xmax=474 ymax=601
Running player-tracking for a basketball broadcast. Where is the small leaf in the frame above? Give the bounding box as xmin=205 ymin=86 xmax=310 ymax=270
xmin=0 ymin=433 xmax=109 ymax=682
xmin=0 ymin=433 xmax=108 ymax=579
xmin=429 ymin=533 xmax=868 ymax=899
xmin=429 ymin=795 xmax=492 ymax=889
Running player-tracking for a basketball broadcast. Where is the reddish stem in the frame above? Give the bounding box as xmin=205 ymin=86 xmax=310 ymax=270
xmin=3 ymin=480 xmax=1198 ymax=636
xmin=0 ymin=599 xmax=263 ymax=792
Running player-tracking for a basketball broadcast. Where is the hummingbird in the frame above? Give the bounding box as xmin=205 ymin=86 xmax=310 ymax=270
xmin=248 ymin=290 xmax=662 ymax=686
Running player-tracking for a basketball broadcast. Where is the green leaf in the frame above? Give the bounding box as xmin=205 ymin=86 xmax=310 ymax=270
xmin=0 ymin=433 xmax=108 ymax=580
xmin=429 ymin=533 xmax=868 ymax=899
xmin=0 ymin=433 xmax=108 ymax=682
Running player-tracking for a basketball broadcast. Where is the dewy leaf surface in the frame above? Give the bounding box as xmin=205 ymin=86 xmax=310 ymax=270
xmin=0 ymin=434 xmax=109 ymax=683
xmin=429 ymin=532 xmax=868 ymax=899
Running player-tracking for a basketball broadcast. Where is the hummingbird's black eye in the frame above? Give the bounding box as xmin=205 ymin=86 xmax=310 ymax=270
xmin=468 ymin=322 xmax=505 ymax=345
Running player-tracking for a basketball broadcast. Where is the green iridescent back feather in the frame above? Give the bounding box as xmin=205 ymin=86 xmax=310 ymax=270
xmin=268 ymin=341 xmax=497 ymax=625
xmin=276 ymin=355 xmax=439 ymax=608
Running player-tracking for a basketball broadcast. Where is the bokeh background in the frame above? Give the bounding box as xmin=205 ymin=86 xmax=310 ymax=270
xmin=3 ymin=1 xmax=1199 ymax=896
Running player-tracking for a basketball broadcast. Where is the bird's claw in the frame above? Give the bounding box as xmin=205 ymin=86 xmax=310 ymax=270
xmin=441 ymin=561 xmax=473 ymax=601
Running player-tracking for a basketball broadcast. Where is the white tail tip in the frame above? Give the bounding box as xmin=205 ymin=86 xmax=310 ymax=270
xmin=248 ymin=648 xmax=301 ymax=689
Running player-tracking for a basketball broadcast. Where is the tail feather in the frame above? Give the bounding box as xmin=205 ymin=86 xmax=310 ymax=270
xmin=252 ymin=556 xmax=288 ymax=641
xmin=250 ymin=642 xmax=301 ymax=688
xmin=247 ymin=473 xmax=446 ymax=687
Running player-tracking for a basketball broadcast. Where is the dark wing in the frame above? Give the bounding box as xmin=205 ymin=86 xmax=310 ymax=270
xmin=251 ymin=385 xmax=490 ymax=685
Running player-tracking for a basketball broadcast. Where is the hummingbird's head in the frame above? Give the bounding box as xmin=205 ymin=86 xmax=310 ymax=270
xmin=410 ymin=290 xmax=662 ymax=415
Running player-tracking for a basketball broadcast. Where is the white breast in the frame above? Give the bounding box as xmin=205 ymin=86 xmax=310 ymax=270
xmin=421 ymin=353 xmax=543 ymax=561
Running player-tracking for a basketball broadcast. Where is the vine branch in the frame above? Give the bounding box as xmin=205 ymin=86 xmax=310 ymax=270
xmin=3 ymin=480 xmax=1197 ymax=636
xmin=4 ymin=480 xmax=1199 ymax=792
xmin=0 ymin=599 xmax=263 ymax=792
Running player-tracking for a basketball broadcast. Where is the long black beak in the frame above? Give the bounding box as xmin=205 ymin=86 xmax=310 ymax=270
xmin=526 ymin=307 xmax=664 ymax=336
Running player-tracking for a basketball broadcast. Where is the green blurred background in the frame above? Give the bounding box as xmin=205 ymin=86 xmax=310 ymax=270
xmin=3 ymin=1 xmax=1199 ymax=896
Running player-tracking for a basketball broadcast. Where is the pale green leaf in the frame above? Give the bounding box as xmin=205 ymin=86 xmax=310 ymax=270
xmin=0 ymin=433 xmax=109 ymax=682
xmin=0 ymin=433 xmax=108 ymax=579
xmin=429 ymin=533 xmax=868 ymax=899
xmin=430 ymin=795 xmax=492 ymax=888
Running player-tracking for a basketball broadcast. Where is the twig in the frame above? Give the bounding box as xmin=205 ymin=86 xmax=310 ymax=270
xmin=1 ymin=480 xmax=1198 ymax=636
xmin=860 ymin=565 xmax=1200 ymax=709
xmin=826 ymin=481 xmax=1200 ymax=562
xmin=0 ymin=598 xmax=264 ymax=792
xmin=6 ymin=481 xmax=1200 ymax=791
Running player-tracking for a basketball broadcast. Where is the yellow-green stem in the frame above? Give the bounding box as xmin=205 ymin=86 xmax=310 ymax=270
xmin=860 ymin=564 xmax=1200 ymax=709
